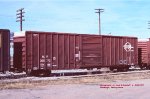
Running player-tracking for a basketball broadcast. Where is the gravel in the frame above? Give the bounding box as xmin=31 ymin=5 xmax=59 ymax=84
xmin=0 ymin=71 xmax=150 ymax=99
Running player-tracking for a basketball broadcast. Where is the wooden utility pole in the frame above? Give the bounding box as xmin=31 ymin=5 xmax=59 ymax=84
xmin=95 ymin=8 xmax=104 ymax=35
xmin=16 ymin=8 xmax=25 ymax=31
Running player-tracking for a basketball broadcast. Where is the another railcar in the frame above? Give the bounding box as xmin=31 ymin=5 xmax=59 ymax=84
xmin=0 ymin=29 xmax=10 ymax=72
xmin=138 ymin=39 xmax=150 ymax=69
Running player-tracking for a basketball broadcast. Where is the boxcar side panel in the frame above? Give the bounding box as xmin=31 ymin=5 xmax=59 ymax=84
xmin=0 ymin=29 xmax=10 ymax=72
xmin=80 ymin=35 xmax=102 ymax=68
xmin=138 ymin=39 xmax=150 ymax=66
xmin=25 ymin=31 xmax=138 ymax=72
xmin=102 ymin=36 xmax=138 ymax=67
xmin=147 ymin=39 xmax=150 ymax=65
xmin=26 ymin=32 xmax=81 ymax=71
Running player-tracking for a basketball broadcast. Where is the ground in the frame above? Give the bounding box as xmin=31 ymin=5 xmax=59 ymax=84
xmin=0 ymin=71 xmax=150 ymax=99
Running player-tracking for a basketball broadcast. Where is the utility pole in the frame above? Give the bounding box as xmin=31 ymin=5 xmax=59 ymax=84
xmin=95 ymin=8 xmax=104 ymax=35
xmin=16 ymin=8 xmax=25 ymax=31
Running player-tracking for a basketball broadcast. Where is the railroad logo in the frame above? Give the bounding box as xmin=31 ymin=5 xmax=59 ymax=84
xmin=123 ymin=42 xmax=134 ymax=52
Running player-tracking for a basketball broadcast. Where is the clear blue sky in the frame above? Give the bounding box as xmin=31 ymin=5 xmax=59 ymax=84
xmin=0 ymin=0 xmax=150 ymax=38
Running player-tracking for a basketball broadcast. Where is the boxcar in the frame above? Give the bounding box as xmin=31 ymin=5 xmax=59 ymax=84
xmin=0 ymin=29 xmax=10 ymax=72
xmin=13 ymin=31 xmax=138 ymax=75
xmin=138 ymin=39 xmax=150 ymax=69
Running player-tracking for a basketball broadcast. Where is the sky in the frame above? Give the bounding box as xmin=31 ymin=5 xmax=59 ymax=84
xmin=0 ymin=0 xmax=150 ymax=38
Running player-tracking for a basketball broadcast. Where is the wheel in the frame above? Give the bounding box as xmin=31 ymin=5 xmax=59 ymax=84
xmin=110 ymin=68 xmax=114 ymax=71
xmin=146 ymin=66 xmax=150 ymax=70
xmin=26 ymin=69 xmax=32 ymax=76
xmin=123 ymin=67 xmax=129 ymax=72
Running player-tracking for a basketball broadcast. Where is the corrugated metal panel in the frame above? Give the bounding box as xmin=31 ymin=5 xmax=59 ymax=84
xmin=102 ymin=36 xmax=138 ymax=66
xmin=138 ymin=39 xmax=150 ymax=65
xmin=26 ymin=31 xmax=81 ymax=71
xmin=14 ymin=31 xmax=138 ymax=72
xmin=80 ymin=35 xmax=102 ymax=68
xmin=0 ymin=29 xmax=10 ymax=72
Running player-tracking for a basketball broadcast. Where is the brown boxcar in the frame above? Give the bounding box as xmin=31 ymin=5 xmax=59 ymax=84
xmin=0 ymin=29 xmax=10 ymax=72
xmin=138 ymin=39 xmax=150 ymax=69
xmin=13 ymin=31 xmax=138 ymax=74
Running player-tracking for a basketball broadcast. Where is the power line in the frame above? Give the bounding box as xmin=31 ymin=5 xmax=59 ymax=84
xmin=95 ymin=8 xmax=104 ymax=35
xmin=148 ymin=21 xmax=150 ymax=29
xmin=16 ymin=8 xmax=25 ymax=31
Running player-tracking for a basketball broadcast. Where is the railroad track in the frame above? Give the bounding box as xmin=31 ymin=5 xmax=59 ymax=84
xmin=28 ymin=69 xmax=150 ymax=81
xmin=0 ymin=69 xmax=149 ymax=80
xmin=49 ymin=68 xmax=146 ymax=77
xmin=25 ymin=70 xmax=150 ymax=83
xmin=0 ymin=72 xmax=27 ymax=80
xmin=0 ymin=69 xmax=150 ymax=89
xmin=60 ymin=70 xmax=150 ymax=78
